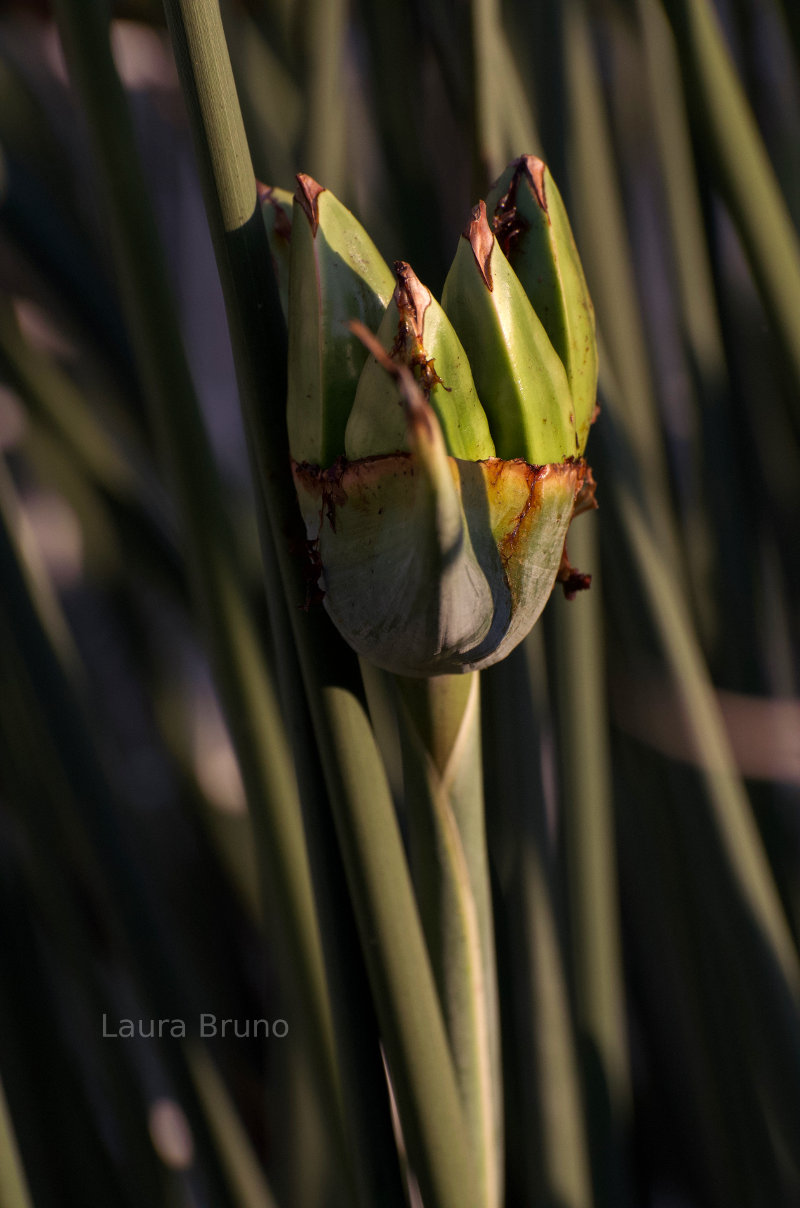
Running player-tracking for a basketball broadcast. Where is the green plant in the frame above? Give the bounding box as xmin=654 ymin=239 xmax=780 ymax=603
xmin=1 ymin=1 xmax=799 ymax=1206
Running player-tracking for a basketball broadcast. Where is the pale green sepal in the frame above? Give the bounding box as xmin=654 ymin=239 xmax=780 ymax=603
xmin=292 ymin=458 xmax=496 ymax=677
xmin=441 ymin=201 xmax=577 ymax=465
xmin=463 ymin=460 xmax=582 ymax=670
xmin=487 ymin=157 xmax=598 ymax=455
xmin=258 ymin=183 xmax=293 ymax=321
xmin=287 ymin=174 xmax=395 ymax=467
xmin=345 ymin=262 xmax=495 ymax=462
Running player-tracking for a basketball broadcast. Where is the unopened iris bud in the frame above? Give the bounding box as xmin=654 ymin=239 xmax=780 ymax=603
xmin=486 ymin=156 xmax=598 ymax=454
xmin=285 ymin=169 xmax=596 ymax=677
xmin=294 ymin=330 xmax=590 ymax=674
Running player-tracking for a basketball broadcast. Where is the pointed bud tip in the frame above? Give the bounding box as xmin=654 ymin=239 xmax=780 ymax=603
xmin=295 ymin=173 xmax=326 ymax=234
xmin=463 ymin=200 xmax=494 ymax=289
xmin=516 ymin=155 xmax=548 ymax=214
xmin=490 ymin=155 xmax=553 ymax=258
xmin=393 ymin=261 xmax=431 ymax=336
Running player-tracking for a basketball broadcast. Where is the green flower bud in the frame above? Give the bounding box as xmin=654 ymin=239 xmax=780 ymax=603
xmin=486 ymin=156 xmax=598 ymax=455
xmin=287 ymin=173 xmax=395 ymax=467
xmin=345 ymin=260 xmax=495 ymax=462
xmin=285 ymin=172 xmax=596 ymax=677
xmin=293 ymin=334 xmax=591 ymax=674
xmin=441 ymin=201 xmax=578 ymax=464
xmin=258 ymin=182 xmax=293 ymax=321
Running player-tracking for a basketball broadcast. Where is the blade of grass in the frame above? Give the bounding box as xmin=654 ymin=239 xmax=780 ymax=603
xmin=299 ymin=0 xmax=346 ymax=192
xmin=358 ymin=660 xmax=404 ymax=805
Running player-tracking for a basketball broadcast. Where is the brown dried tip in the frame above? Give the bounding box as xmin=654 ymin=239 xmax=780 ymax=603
xmin=295 ymin=173 xmax=325 ymax=234
xmin=557 ymin=544 xmax=592 ymax=599
xmin=464 ymin=201 xmax=495 ymax=290
xmin=492 ymin=155 xmax=550 ymax=256
xmin=393 ymin=261 xmax=431 ymax=338
xmin=516 ymin=155 xmax=548 ymax=215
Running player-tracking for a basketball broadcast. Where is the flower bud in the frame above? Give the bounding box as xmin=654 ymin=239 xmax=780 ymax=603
xmin=486 ymin=156 xmax=597 ymax=454
xmin=441 ymin=200 xmax=578 ymax=464
xmin=287 ymin=173 xmax=395 ymax=468
xmin=293 ymin=336 xmax=590 ymax=674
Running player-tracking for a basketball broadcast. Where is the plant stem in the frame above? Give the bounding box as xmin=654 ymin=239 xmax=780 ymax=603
xmin=395 ymin=672 xmax=502 ymax=1208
